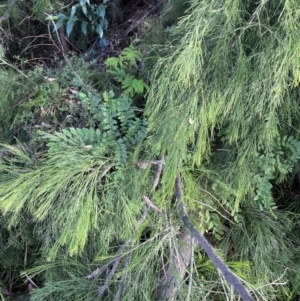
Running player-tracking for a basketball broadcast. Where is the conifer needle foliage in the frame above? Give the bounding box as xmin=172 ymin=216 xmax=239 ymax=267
xmin=0 ymin=144 xmax=141 ymax=259
xmin=2 ymin=0 xmax=300 ymax=300
xmin=145 ymin=0 xmax=300 ymax=211
xmin=137 ymin=0 xmax=300 ymax=299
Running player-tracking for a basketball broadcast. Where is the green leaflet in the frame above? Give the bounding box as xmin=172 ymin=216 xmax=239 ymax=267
xmin=46 ymin=90 xmax=147 ymax=167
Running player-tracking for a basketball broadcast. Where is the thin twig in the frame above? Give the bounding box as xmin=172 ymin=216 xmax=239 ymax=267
xmin=143 ymin=195 xmax=164 ymax=215
xmin=98 ymin=245 xmax=126 ymax=297
xmin=137 ymin=206 xmax=150 ymax=226
xmin=187 ymin=234 xmax=194 ymax=301
xmin=98 ymin=163 xmax=115 ymax=183
xmin=0 ymin=12 xmax=9 ymax=23
xmin=152 ymin=154 xmax=164 ymax=190
xmin=114 ymin=251 xmax=132 ymax=301
xmin=175 ymin=175 xmax=255 ymax=301
xmin=115 ymin=155 xmax=166 ymax=298
xmin=193 ymin=198 xmax=235 ymax=225
xmin=198 ymin=187 xmax=235 ymax=219
xmin=254 ymin=268 xmax=288 ymax=289
xmin=218 ymin=270 xmax=232 ymax=301
xmin=24 ymin=243 xmax=28 ymax=267
xmin=20 ymin=34 xmax=51 ymax=55
xmin=86 ymin=243 xmax=129 ymax=280
xmin=121 ymin=1 xmax=164 ymax=37
xmin=46 ymin=15 xmax=87 ymax=88
xmin=91 ymin=155 xmax=165 ymax=298
xmin=24 ymin=274 xmax=39 ymax=289
xmin=140 ymin=154 xmax=165 ymax=215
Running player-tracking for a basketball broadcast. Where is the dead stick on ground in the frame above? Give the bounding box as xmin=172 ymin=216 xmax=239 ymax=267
xmin=175 ymin=175 xmax=255 ymax=301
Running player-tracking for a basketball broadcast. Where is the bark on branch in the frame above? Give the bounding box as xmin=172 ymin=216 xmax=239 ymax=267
xmin=156 ymin=232 xmax=195 ymax=301
xmin=175 ymin=175 xmax=255 ymax=301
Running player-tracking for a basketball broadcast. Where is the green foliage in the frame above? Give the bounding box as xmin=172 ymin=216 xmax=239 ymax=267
xmin=105 ymin=45 xmax=149 ymax=97
xmin=106 ymin=45 xmax=142 ymax=68
xmin=222 ymin=208 xmax=300 ymax=300
xmin=45 ymin=90 xmax=147 ymax=167
xmin=0 ymin=24 xmax=146 ymax=147
xmin=132 ymin=1 xmax=300 ymax=298
xmin=0 ymin=41 xmax=148 ymax=274
xmin=0 ymin=58 xmax=40 ymax=142
xmin=0 ymin=45 xmax=148 ymax=266
xmin=0 ymin=144 xmax=141 ymax=259
xmin=254 ymin=136 xmax=300 ymax=211
xmin=25 ymin=222 xmax=168 ymax=301
xmin=2 ymin=0 xmax=300 ymax=300
xmin=0 ymin=54 xmax=110 ymax=144
xmin=49 ymin=0 xmax=109 ymax=48
xmin=32 ymin=0 xmax=54 ymax=18
xmin=142 ymin=0 xmax=300 ymax=211
xmin=162 ymin=0 xmax=191 ymax=26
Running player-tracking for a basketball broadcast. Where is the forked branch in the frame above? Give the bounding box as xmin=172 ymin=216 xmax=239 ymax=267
xmin=87 ymin=155 xmax=165 ymax=298
xmin=175 ymin=175 xmax=255 ymax=301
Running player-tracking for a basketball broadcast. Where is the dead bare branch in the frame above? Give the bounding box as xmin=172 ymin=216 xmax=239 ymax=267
xmin=86 ymin=242 xmax=129 ymax=280
xmin=152 ymin=154 xmax=164 ymax=190
xmin=156 ymin=232 xmax=195 ymax=301
xmin=24 ymin=274 xmax=39 ymax=289
xmin=175 ymin=175 xmax=255 ymax=301
xmin=97 ymin=260 xmax=121 ymax=296
xmin=114 ymin=251 xmax=132 ymax=301
xmin=187 ymin=234 xmax=194 ymax=301
xmin=143 ymin=195 xmax=164 ymax=215
xmin=121 ymin=1 xmax=164 ymax=37
xmin=88 ymin=155 xmax=165 ymax=298
xmin=136 ymin=159 xmax=163 ymax=169
xmin=98 ymin=163 xmax=115 ymax=183
xmin=0 ymin=12 xmax=9 ymax=23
